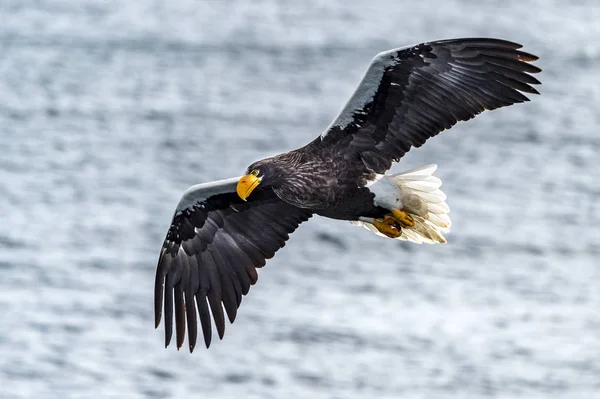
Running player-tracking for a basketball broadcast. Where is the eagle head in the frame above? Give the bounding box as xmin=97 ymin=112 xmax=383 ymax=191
xmin=236 ymin=160 xmax=283 ymax=201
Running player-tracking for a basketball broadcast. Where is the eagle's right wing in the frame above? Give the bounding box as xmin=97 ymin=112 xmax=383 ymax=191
xmin=154 ymin=178 xmax=312 ymax=352
xmin=317 ymin=38 xmax=541 ymax=173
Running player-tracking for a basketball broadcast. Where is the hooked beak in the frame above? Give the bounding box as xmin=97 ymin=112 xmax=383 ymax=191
xmin=236 ymin=173 xmax=261 ymax=201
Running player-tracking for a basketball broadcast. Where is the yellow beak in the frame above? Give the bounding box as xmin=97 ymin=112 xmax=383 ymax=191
xmin=236 ymin=173 xmax=261 ymax=201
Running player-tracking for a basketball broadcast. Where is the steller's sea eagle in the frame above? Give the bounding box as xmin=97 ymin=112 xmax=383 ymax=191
xmin=154 ymin=38 xmax=541 ymax=352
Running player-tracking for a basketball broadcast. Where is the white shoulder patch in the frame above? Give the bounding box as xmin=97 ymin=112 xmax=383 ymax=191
xmin=321 ymin=49 xmax=401 ymax=136
xmin=176 ymin=176 xmax=241 ymax=212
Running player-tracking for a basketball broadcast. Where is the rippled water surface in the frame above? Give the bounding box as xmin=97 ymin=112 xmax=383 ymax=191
xmin=2 ymin=1 xmax=600 ymax=398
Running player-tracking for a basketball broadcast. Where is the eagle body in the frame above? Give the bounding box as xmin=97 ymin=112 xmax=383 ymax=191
xmin=153 ymin=38 xmax=541 ymax=351
xmin=249 ymin=143 xmax=384 ymax=220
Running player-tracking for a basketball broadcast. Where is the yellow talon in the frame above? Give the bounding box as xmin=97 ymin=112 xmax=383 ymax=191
xmin=391 ymin=209 xmax=415 ymax=228
xmin=373 ymin=215 xmax=402 ymax=238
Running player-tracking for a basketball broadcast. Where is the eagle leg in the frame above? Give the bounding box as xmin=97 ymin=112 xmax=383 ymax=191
xmin=372 ymin=215 xmax=402 ymax=238
xmin=391 ymin=209 xmax=415 ymax=228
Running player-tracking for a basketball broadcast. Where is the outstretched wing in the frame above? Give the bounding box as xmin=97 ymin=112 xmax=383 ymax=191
xmin=317 ymin=38 xmax=541 ymax=173
xmin=154 ymin=178 xmax=312 ymax=352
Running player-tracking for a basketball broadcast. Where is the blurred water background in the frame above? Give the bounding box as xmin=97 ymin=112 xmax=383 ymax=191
xmin=1 ymin=1 xmax=600 ymax=398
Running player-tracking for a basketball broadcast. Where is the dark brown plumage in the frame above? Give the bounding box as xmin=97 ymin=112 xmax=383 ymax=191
xmin=154 ymin=38 xmax=540 ymax=352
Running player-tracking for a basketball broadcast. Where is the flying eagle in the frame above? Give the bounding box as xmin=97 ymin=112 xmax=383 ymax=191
xmin=154 ymin=38 xmax=540 ymax=352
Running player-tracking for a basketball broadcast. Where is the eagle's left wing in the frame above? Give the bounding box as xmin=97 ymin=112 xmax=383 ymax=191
xmin=317 ymin=38 xmax=541 ymax=173
xmin=155 ymin=178 xmax=312 ymax=351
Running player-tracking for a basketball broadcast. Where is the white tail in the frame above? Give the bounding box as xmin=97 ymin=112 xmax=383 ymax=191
xmin=352 ymin=164 xmax=451 ymax=244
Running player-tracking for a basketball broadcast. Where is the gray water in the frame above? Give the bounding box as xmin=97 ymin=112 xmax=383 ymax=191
xmin=1 ymin=1 xmax=600 ymax=398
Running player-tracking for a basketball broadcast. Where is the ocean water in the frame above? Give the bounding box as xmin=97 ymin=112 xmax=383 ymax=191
xmin=1 ymin=1 xmax=600 ymax=398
